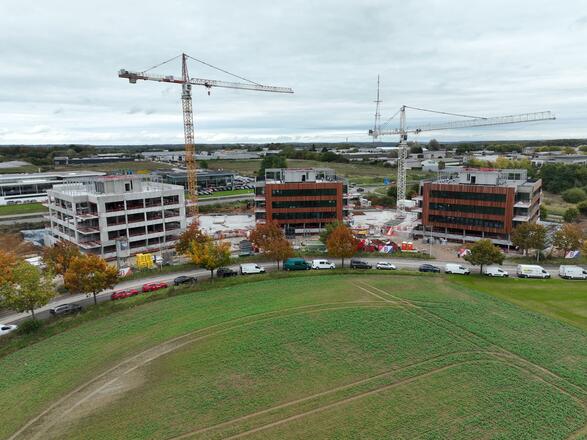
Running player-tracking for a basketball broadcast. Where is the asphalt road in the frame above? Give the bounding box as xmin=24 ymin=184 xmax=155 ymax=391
xmin=0 ymin=257 xmax=563 ymax=325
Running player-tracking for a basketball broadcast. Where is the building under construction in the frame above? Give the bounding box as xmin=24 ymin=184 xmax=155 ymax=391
xmin=45 ymin=175 xmax=186 ymax=260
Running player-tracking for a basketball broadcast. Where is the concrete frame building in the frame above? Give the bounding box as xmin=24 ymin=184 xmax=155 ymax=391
xmin=413 ymin=168 xmax=541 ymax=246
xmin=255 ymin=168 xmax=349 ymax=236
xmin=45 ymin=175 xmax=186 ymax=259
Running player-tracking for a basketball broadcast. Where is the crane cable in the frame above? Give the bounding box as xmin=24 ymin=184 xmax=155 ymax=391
xmin=186 ymin=55 xmax=263 ymax=86
xmin=403 ymin=105 xmax=486 ymax=120
xmin=141 ymin=54 xmax=182 ymax=74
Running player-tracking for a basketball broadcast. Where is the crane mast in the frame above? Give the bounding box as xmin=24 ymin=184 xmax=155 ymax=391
xmin=369 ymin=99 xmax=555 ymax=216
xmin=119 ymin=53 xmax=293 ymax=223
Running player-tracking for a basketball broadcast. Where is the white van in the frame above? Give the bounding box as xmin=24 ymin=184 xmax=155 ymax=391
xmin=516 ymin=264 xmax=550 ymax=279
xmin=239 ymin=263 xmax=266 ymax=275
xmin=311 ymin=259 xmax=336 ymax=270
xmin=559 ymin=265 xmax=587 ymax=280
xmin=483 ymin=266 xmax=509 ymax=277
xmin=444 ymin=263 xmax=470 ymax=275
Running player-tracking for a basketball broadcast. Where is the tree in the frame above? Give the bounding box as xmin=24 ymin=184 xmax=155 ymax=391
xmin=176 ymin=222 xmax=208 ymax=256
xmin=250 ymin=222 xmax=293 ymax=269
xmin=326 ymin=224 xmax=358 ymax=268
xmin=258 ymin=155 xmax=287 ymax=176
xmin=42 ymin=240 xmax=81 ymax=276
xmin=563 ymin=207 xmax=580 ymax=223
xmin=578 ymin=200 xmax=587 ymax=216
xmin=0 ymin=261 xmax=56 ymax=319
xmin=319 ymin=221 xmax=342 ymax=244
xmin=0 ymin=250 xmax=18 ymax=284
xmin=561 ymin=188 xmax=587 ymax=203
xmin=428 ymin=139 xmax=440 ymax=151
xmin=552 ymin=223 xmax=584 ymax=256
xmin=199 ymin=160 xmax=209 ymax=169
xmin=64 ymin=255 xmax=119 ymax=305
xmin=463 ymin=239 xmax=504 ymax=274
xmin=188 ymin=238 xmax=231 ymax=278
xmin=511 ymin=223 xmax=546 ymax=258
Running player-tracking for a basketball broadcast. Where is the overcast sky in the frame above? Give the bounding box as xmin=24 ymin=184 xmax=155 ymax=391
xmin=1 ymin=0 xmax=587 ymax=145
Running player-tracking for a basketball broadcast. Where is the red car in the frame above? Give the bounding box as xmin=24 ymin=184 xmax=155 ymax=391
xmin=141 ymin=282 xmax=168 ymax=292
xmin=111 ymin=288 xmax=140 ymax=300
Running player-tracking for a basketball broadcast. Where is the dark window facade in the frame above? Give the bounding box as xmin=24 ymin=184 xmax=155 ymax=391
xmin=429 ymin=203 xmax=505 ymax=216
xmin=430 ymin=190 xmax=506 ymax=202
xmin=272 ymin=212 xmax=337 ymax=220
xmin=271 ymin=188 xmax=338 ymax=197
xmin=429 ymin=215 xmax=504 ymax=229
xmin=272 ymin=200 xmax=337 ymax=209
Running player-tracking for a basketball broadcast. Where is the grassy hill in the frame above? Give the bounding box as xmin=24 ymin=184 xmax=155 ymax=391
xmin=1 ymin=274 xmax=586 ymax=439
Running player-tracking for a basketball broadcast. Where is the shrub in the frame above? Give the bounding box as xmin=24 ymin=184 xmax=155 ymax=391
xmin=561 ymin=187 xmax=587 ymax=203
xmin=563 ymin=207 xmax=580 ymax=223
xmin=577 ymin=201 xmax=587 ymax=216
xmin=17 ymin=318 xmax=44 ymax=335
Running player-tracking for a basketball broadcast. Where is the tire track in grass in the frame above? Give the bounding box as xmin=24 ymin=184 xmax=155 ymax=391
xmin=356 ymin=280 xmax=587 ymax=439
xmin=220 ymin=359 xmax=514 ymax=440
xmin=167 ymin=351 xmax=496 ymax=439
xmin=9 ymin=301 xmax=394 ymax=440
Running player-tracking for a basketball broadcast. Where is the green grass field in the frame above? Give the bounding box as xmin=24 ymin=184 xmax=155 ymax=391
xmin=54 ymin=161 xmax=174 ymax=173
xmin=199 ymin=188 xmax=253 ymax=199
xmin=0 ymin=202 xmax=47 ymax=216
xmin=1 ymin=274 xmax=586 ymax=439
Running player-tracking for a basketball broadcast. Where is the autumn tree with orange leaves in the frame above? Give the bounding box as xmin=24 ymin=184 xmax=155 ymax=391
xmin=176 ymin=222 xmax=208 ymax=256
xmin=250 ymin=221 xmax=293 ymax=269
xmin=64 ymin=254 xmax=119 ymax=305
xmin=326 ymin=224 xmax=358 ymax=268
xmin=0 ymin=250 xmax=18 ymax=285
xmin=188 ymin=238 xmax=231 ymax=278
xmin=42 ymin=240 xmax=81 ymax=276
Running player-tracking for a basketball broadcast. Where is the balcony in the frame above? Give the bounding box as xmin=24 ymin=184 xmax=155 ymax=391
xmin=514 ymin=201 xmax=531 ymax=209
xmin=78 ymin=240 xmax=102 ymax=249
xmin=77 ymin=225 xmax=101 ymax=235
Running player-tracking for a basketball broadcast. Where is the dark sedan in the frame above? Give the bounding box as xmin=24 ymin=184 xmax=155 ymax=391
xmin=49 ymin=303 xmax=83 ymax=316
xmin=350 ymin=259 xmax=372 ymax=269
xmin=173 ymin=276 xmax=197 ymax=286
xmin=418 ymin=263 xmax=441 ymax=273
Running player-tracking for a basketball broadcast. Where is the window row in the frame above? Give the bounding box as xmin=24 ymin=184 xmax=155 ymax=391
xmin=271 ymin=211 xmax=338 ymax=220
xmin=428 ymin=215 xmax=504 ymax=230
xmin=429 ymin=203 xmax=505 ymax=216
xmin=272 ymin=200 xmax=337 ymax=209
xmin=271 ymin=188 xmax=338 ymax=197
xmin=430 ymin=190 xmax=506 ymax=202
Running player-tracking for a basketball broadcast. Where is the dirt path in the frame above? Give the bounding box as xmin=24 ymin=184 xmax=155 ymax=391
xmin=8 ymin=301 xmax=392 ymax=440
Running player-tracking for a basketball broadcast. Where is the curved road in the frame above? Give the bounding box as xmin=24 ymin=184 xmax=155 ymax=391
xmin=0 ymin=257 xmax=561 ymax=325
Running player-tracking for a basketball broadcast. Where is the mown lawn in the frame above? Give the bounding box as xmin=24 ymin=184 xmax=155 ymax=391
xmin=0 ymin=202 xmax=47 ymax=216
xmin=0 ymin=274 xmax=585 ymax=439
xmin=199 ymin=188 xmax=253 ymax=198
xmin=453 ymin=276 xmax=587 ymax=331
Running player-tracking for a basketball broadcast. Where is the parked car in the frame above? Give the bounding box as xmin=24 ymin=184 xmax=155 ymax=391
xmin=49 ymin=303 xmax=83 ymax=316
xmin=419 ymin=263 xmax=440 ymax=273
xmin=311 ymin=259 xmax=336 ymax=270
xmin=0 ymin=324 xmax=17 ymax=336
xmin=559 ymin=265 xmax=587 ymax=280
xmin=217 ymin=267 xmax=238 ymax=278
xmin=516 ymin=264 xmax=550 ymax=279
xmin=376 ymin=261 xmax=397 ymax=270
xmin=111 ymin=288 xmax=140 ymax=300
xmin=483 ymin=266 xmax=509 ymax=277
xmin=173 ymin=276 xmax=197 ymax=286
xmin=240 ymin=263 xmax=266 ymax=275
xmin=350 ymin=259 xmax=372 ymax=269
xmin=142 ymin=282 xmax=169 ymax=292
xmin=284 ymin=258 xmax=311 ymax=271
xmin=444 ymin=263 xmax=470 ymax=275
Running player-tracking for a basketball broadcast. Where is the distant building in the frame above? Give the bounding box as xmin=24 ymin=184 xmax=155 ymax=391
xmin=255 ymin=168 xmax=349 ymax=236
xmin=0 ymin=171 xmax=105 ymax=206
xmin=45 ymin=176 xmax=186 ymax=259
xmin=413 ymin=168 xmax=541 ymax=246
xmin=531 ymin=155 xmax=587 ymax=167
xmin=53 ymin=154 xmax=132 ymax=166
xmin=153 ymin=169 xmax=235 ymax=189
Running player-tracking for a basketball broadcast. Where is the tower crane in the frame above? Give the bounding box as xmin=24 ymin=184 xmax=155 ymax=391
xmin=369 ymin=104 xmax=556 ymax=215
xmin=119 ymin=53 xmax=293 ymax=222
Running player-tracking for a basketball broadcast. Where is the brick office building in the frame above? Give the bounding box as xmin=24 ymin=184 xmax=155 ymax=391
xmin=413 ymin=168 xmax=542 ymax=246
xmin=254 ymin=168 xmax=349 ymax=236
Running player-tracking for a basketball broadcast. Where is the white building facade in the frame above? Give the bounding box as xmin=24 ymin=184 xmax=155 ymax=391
xmin=45 ymin=176 xmax=186 ymax=260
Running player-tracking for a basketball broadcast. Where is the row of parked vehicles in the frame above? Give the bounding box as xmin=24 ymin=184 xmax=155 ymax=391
xmin=239 ymin=258 xmax=398 ymax=273
xmin=418 ymin=263 xmax=587 ymax=280
xmin=196 ymin=184 xmax=254 ymax=196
